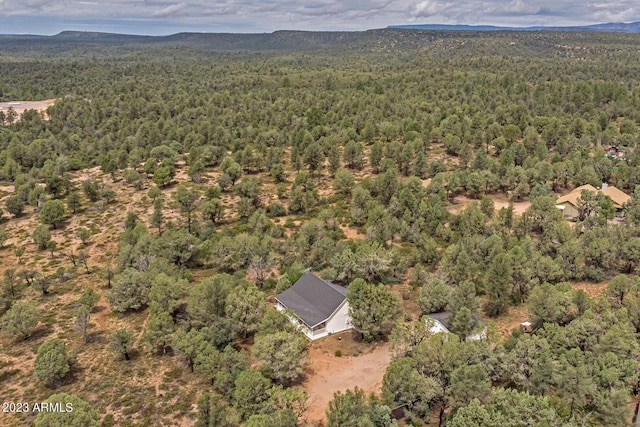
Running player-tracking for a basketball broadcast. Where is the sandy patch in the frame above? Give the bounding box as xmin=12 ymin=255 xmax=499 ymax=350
xmin=0 ymin=99 xmax=56 ymax=121
xmin=446 ymin=194 xmax=531 ymax=216
xmin=302 ymin=336 xmax=391 ymax=424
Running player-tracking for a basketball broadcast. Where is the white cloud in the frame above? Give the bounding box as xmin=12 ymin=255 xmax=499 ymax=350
xmin=152 ymin=3 xmax=187 ymax=18
xmin=410 ymin=0 xmax=452 ymax=18
xmin=1 ymin=0 xmax=640 ymax=35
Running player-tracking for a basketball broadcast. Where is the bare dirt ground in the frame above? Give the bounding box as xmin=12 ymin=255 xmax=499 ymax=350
xmin=302 ymin=332 xmax=391 ymax=425
xmin=446 ymin=194 xmax=531 ymax=215
xmin=490 ymin=303 xmax=530 ymax=338
xmin=0 ymin=99 xmax=56 ymax=121
xmin=571 ymin=281 xmax=608 ymax=298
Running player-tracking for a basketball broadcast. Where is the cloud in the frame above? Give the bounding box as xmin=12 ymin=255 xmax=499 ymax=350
xmin=1 ymin=0 xmax=640 ymax=35
xmin=152 ymin=3 xmax=187 ymax=18
xmin=24 ymin=0 xmax=52 ymax=8
xmin=410 ymin=0 xmax=453 ymax=18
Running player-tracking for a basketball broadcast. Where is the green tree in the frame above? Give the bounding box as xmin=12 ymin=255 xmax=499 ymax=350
xmin=108 ymin=268 xmax=151 ymax=312
xmin=151 ymin=197 xmax=164 ymax=234
xmin=344 ymin=140 xmax=365 ymax=169
xmin=326 ymin=387 xmax=395 ymax=427
xmin=148 ymin=272 xmax=186 ymax=316
xmin=302 ymin=142 xmax=324 ymax=172
xmin=502 ymin=334 xmax=554 ymax=395
xmin=110 ymin=327 xmax=135 ymax=361
xmin=446 ymin=399 xmax=493 ymax=427
xmin=256 ymin=307 xmax=296 ymax=337
xmin=188 ymin=159 xmax=206 ymax=183
xmin=328 ymin=144 xmax=341 ymax=176
xmin=253 ymin=331 xmax=308 ymax=385
xmin=144 ymin=308 xmax=174 ymax=354
xmin=152 ymin=165 xmax=175 ymax=187
xmin=333 ymin=168 xmax=355 ymax=198
xmin=221 ymin=157 xmax=243 ymax=185
xmin=81 ymin=179 xmax=100 ymax=202
xmin=187 ymin=274 xmax=233 ymax=328
xmin=35 ymin=338 xmax=71 ymax=386
xmin=1 ymin=300 xmax=39 ymax=340
xmin=527 ymin=282 xmax=578 ymax=327
xmin=32 ymin=224 xmax=52 ymax=250
xmin=195 ymin=391 xmax=240 ymax=427
xmin=483 ymin=253 xmax=513 ymax=317
xmin=201 ymin=198 xmax=224 ymax=227
xmin=347 ymin=278 xmax=401 ymax=341
xmin=418 ymin=277 xmax=451 ymax=314
xmin=382 ymin=357 xmax=438 ymax=413
xmin=447 ymin=364 xmax=491 ymax=409
xmin=5 ymin=194 xmax=25 ymax=217
xmin=605 ymin=274 xmax=637 ymax=307
xmin=33 ymin=393 xmax=99 ymax=427
xmin=174 ymin=184 xmax=199 ymax=233
xmin=148 ymin=186 xmax=162 ymax=201
xmin=66 ymin=190 xmax=81 ymax=214
xmin=233 ymin=369 xmax=273 ymax=419
xmin=554 ymin=349 xmax=596 ymax=416
xmin=172 ymin=328 xmax=211 ymax=372
xmin=225 ymin=283 xmax=266 ymax=338
xmin=39 ymin=199 xmax=65 ymax=229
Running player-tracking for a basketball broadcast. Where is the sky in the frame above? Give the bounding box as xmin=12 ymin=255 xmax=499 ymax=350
xmin=0 ymin=0 xmax=639 ymax=36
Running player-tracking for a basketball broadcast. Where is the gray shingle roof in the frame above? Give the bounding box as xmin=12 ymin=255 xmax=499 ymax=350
xmin=275 ymin=272 xmax=347 ymax=328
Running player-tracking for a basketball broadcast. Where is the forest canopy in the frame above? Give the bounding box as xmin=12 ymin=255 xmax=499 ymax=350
xmin=2 ymin=29 xmax=640 ymax=426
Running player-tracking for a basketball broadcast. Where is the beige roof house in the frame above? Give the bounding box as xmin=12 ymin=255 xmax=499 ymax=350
xmin=556 ymin=184 xmax=630 ymax=218
xmin=600 ymin=185 xmax=631 ymax=208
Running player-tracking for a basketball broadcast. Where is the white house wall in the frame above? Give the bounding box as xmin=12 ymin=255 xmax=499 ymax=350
xmin=428 ymin=319 xmax=450 ymax=335
xmin=326 ymin=301 xmax=351 ymax=335
xmin=276 ymin=301 xmax=352 ymax=340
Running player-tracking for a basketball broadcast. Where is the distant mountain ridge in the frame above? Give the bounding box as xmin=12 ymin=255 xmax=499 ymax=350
xmin=1 ymin=25 xmax=640 ymax=58
xmin=389 ymin=21 xmax=640 ymax=33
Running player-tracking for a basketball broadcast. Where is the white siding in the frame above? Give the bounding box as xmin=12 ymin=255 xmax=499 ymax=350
xmin=276 ymin=300 xmax=352 ymax=340
xmin=428 ymin=319 xmax=450 ymax=335
xmin=326 ymin=301 xmax=351 ymax=335
xmin=426 ymin=317 xmax=487 ymax=341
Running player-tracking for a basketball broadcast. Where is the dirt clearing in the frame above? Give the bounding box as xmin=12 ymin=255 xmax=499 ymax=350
xmin=446 ymin=194 xmax=531 ymax=215
xmin=302 ymin=333 xmax=391 ymax=424
xmin=0 ymin=99 xmax=56 ymax=121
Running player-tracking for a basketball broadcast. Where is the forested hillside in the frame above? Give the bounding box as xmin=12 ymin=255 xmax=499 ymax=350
xmin=1 ymin=30 xmax=640 ymax=426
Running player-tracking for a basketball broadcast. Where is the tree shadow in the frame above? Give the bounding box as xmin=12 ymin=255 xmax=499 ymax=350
xmin=87 ymin=330 xmax=105 ymax=344
xmin=28 ymin=323 xmax=54 ymax=341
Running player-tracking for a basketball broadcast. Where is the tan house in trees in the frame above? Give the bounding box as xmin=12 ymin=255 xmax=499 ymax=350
xmin=556 ymin=184 xmax=630 ymax=219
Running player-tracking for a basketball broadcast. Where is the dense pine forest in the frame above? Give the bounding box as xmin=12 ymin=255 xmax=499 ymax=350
xmin=2 ymin=29 xmax=640 ymax=426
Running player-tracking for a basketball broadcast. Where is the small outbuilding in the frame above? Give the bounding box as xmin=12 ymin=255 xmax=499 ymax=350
xmin=275 ymin=272 xmax=352 ymax=340
xmin=426 ymin=311 xmax=487 ymax=341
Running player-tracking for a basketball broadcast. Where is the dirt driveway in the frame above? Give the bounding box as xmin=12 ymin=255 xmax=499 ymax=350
xmin=302 ymin=334 xmax=391 ymax=424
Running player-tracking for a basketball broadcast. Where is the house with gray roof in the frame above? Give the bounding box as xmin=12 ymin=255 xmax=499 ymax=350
xmin=426 ymin=311 xmax=487 ymax=341
xmin=275 ymin=271 xmax=352 ymax=340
